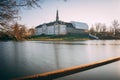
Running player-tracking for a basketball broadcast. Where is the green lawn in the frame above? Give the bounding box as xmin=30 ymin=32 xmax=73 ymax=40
xmin=25 ymin=34 xmax=91 ymax=41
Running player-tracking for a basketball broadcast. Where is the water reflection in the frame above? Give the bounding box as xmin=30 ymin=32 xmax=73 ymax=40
xmin=0 ymin=40 xmax=120 ymax=80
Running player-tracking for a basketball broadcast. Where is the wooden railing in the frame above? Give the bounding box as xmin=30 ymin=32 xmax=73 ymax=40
xmin=13 ymin=57 xmax=120 ymax=80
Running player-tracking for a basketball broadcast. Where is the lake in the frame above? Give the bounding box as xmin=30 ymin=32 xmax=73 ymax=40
xmin=0 ymin=40 xmax=120 ymax=80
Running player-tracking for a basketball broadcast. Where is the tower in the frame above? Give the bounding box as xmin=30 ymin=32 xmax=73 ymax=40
xmin=56 ymin=10 xmax=59 ymax=22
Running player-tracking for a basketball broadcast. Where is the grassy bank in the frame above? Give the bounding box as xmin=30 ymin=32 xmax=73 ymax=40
xmin=25 ymin=34 xmax=91 ymax=41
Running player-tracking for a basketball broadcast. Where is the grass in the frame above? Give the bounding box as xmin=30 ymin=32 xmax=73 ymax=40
xmin=25 ymin=34 xmax=90 ymax=41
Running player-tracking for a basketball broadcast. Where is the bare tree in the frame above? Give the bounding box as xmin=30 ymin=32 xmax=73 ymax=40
xmin=112 ymin=20 xmax=120 ymax=36
xmin=100 ymin=24 xmax=107 ymax=33
xmin=95 ymin=23 xmax=101 ymax=33
xmin=11 ymin=23 xmax=27 ymax=40
xmin=11 ymin=23 xmax=20 ymax=40
xmin=89 ymin=25 xmax=95 ymax=35
xmin=19 ymin=25 xmax=27 ymax=38
xmin=27 ymin=28 xmax=35 ymax=36
xmin=0 ymin=0 xmax=43 ymax=29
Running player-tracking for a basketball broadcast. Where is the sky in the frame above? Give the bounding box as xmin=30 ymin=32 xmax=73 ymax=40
xmin=18 ymin=0 xmax=120 ymax=28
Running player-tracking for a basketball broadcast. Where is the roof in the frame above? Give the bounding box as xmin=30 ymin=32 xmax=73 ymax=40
xmin=71 ymin=21 xmax=89 ymax=29
xmin=46 ymin=21 xmax=66 ymax=26
xmin=66 ymin=23 xmax=75 ymax=28
xmin=36 ymin=20 xmax=69 ymax=28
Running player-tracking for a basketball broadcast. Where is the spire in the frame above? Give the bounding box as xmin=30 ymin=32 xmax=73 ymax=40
xmin=56 ymin=10 xmax=59 ymax=22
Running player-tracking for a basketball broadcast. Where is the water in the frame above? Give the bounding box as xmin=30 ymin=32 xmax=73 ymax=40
xmin=0 ymin=40 xmax=120 ymax=80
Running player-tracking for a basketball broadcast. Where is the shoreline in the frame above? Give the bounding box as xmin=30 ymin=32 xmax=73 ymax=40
xmin=26 ymin=38 xmax=90 ymax=41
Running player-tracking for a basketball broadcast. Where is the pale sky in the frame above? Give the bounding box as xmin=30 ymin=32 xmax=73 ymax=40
xmin=18 ymin=0 xmax=120 ymax=28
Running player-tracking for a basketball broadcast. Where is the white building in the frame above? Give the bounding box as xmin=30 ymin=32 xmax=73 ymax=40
xmin=35 ymin=10 xmax=89 ymax=36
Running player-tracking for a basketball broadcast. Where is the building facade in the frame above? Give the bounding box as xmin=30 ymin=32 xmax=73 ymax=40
xmin=35 ymin=10 xmax=89 ymax=35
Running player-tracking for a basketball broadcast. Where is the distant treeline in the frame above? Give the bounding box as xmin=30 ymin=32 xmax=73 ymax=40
xmin=89 ymin=20 xmax=120 ymax=39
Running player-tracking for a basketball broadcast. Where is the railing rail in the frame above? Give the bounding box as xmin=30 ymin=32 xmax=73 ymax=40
xmin=13 ymin=57 xmax=120 ymax=80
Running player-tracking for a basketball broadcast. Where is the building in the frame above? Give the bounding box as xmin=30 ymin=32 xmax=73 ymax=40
xmin=35 ymin=10 xmax=89 ymax=36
